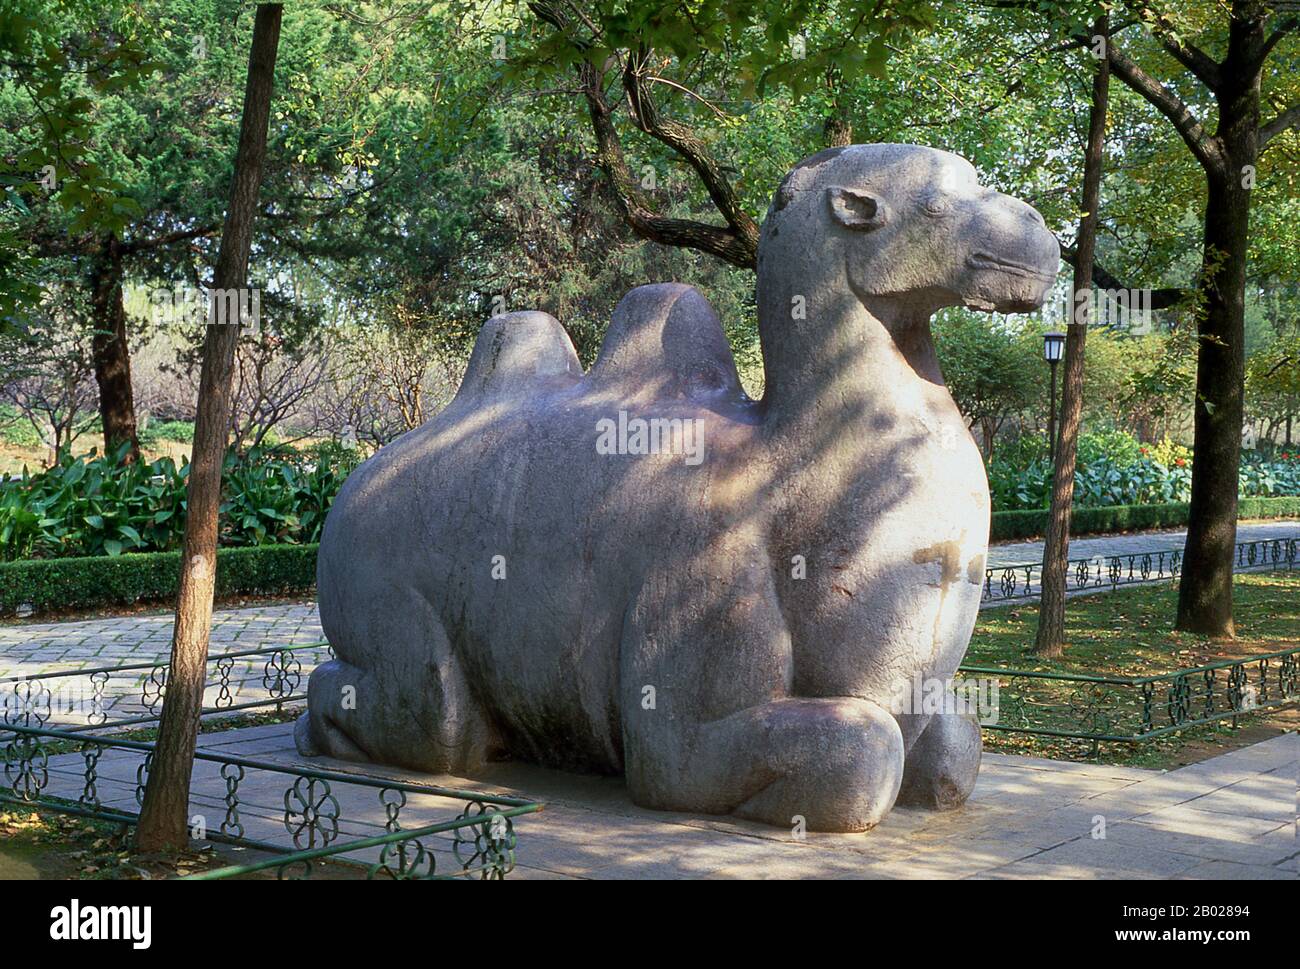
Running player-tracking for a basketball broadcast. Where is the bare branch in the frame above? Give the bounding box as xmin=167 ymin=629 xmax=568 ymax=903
xmin=119 ymin=223 xmax=219 ymax=255
xmin=1258 ymin=17 xmax=1298 ymax=64
xmin=622 ymin=48 xmax=759 ymax=253
xmin=528 ymin=1 xmax=758 ymax=269
xmin=644 ymin=74 xmax=728 ymax=120
xmin=579 ymin=60 xmax=757 ymax=269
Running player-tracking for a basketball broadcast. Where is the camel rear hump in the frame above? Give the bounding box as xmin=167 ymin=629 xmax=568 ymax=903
xmin=589 ymin=283 xmax=746 ymax=404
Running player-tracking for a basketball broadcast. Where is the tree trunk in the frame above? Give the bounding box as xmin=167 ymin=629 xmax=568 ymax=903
xmin=1035 ymin=15 xmax=1109 ymax=658
xmin=823 ymin=63 xmax=852 ymax=148
xmin=824 ymin=115 xmax=852 ymax=147
xmin=89 ymin=237 xmax=140 ymax=463
xmin=1176 ymin=175 xmax=1252 ymax=636
xmin=1176 ymin=18 xmax=1261 ymax=638
xmin=134 ymin=2 xmax=282 ymax=853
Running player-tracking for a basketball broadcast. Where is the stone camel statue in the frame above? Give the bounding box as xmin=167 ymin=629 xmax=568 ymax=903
xmin=296 ymin=144 xmax=1060 ymax=832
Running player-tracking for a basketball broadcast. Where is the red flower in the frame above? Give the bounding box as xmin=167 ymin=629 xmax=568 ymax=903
xmin=1175 ymin=457 xmax=1186 ymax=467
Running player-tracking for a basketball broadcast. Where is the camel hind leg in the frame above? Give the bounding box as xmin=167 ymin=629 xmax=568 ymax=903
xmin=295 ymin=585 xmax=494 ymax=774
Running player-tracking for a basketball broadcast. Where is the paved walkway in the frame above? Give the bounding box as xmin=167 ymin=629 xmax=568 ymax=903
xmin=30 ymin=723 xmax=1298 ymax=879
xmin=0 ymin=605 xmax=327 ymax=726
xmin=5 ymin=521 xmax=1295 ymax=877
xmin=987 ymin=519 xmax=1299 ymax=568
xmin=0 ymin=602 xmax=322 ymax=680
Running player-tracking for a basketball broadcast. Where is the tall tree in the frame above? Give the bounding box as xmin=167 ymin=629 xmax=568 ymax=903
xmin=1036 ymin=13 xmax=1110 ymax=657
xmin=6 ymin=1 xmax=419 ymax=461
xmin=135 ymin=1 xmax=282 ymax=853
xmin=0 ymin=0 xmax=156 ymax=377
xmin=1089 ymin=2 xmax=1298 ymax=635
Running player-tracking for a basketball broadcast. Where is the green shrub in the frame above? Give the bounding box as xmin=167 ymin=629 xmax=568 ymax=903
xmin=308 ymin=438 xmax=365 ymax=474
xmin=1238 ymin=495 xmax=1300 ymax=520
xmin=0 ymin=405 xmax=47 ymax=449
xmin=990 ymin=496 xmax=1300 ymax=541
xmin=0 ymin=543 xmax=318 ymax=616
xmin=1077 ymin=428 xmax=1145 ymax=468
xmin=138 ymin=420 xmax=195 ymax=445
xmin=987 ymin=431 xmax=1299 ymax=512
xmin=0 ymin=445 xmax=347 ymax=561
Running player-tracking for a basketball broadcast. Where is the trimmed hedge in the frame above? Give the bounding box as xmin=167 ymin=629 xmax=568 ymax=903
xmin=990 ymin=497 xmax=1300 ymax=542
xmin=0 ymin=544 xmax=318 ymax=617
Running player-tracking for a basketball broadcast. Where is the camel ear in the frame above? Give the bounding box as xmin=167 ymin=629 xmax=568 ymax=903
xmin=827 ymin=186 xmax=889 ymax=230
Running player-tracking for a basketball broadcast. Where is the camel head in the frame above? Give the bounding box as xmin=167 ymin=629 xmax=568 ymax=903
xmin=761 ymin=144 xmax=1060 ymax=324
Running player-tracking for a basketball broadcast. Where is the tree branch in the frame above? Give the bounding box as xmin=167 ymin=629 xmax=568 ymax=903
xmin=529 ymin=1 xmax=758 ymax=269
xmin=1258 ymin=17 xmax=1298 ymax=65
xmin=621 ymin=47 xmax=758 ymax=255
xmin=119 ymin=223 xmax=219 ymax=255
xmin=1260 ymin=103 xmax=1300 ymax=146
xmin=1122 ymin=2 xmax=1222 ymax=89
xmin=1100 ymin=39 xmax=1226 ymax=174
xmin=1059 ymin=241 xmax=1187 ymax=310
xmin=578 ymin=60 xmax=756 ymax=269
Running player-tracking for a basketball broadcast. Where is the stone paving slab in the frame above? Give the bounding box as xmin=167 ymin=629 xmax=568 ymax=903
xmin=3 ymin=520 xmax=1297 ymax=852
xmin=0 ymin=648 xmax=331 ymax=727
xmin=27 ymin=723 xmax=1297 ymax=879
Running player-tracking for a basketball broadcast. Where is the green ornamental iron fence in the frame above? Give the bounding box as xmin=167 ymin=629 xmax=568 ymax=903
xmin=982 ymin=534 xmax=1297 ymax=603
xmin=0 ymin=719 xmax=543 ymax=880
xmin=958 ymin=646 xmax=1300 ymax=747
xmin=0 ymin=643 xmax=542 ymax=880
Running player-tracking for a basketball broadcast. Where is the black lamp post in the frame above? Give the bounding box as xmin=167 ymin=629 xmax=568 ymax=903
xmin=1043 ymin=331 xmax=1066 ymax=460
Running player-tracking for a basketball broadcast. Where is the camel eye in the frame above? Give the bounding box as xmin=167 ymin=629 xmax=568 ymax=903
xmin=924 ymin=194 xmax=950 ymax=216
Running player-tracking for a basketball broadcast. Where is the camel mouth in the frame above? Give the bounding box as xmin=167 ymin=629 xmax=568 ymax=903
xmin=965 ymin=252 xmax=1056 ymax=281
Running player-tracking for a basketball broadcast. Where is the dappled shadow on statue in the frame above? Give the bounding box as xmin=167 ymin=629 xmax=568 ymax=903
xmin=295 ymin=144 xmax=1060 ymax=832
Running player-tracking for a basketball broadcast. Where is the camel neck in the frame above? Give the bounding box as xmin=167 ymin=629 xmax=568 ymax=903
xmin=756 ymin=269 xmax=941 ymax=433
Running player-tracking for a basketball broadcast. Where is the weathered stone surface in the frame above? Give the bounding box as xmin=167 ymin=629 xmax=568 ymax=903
xmin=896 ymin=710 xmax=982 ymax=810
xmin=296 ymin=144 xmax=1059 ymax=831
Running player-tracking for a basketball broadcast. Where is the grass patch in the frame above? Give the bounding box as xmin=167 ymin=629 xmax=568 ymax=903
xmin=0 ymin=405 xmax=45 ymax=449
xmin=969 ymin=571 xmax=1300 ymax=672
xmin=967 ymin=571 xmax=1299 ymax=768
xmin=0 ymin=807 xmax=242 ymax=879
xmin=138 ymin=420 xmax=194 ymax=445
